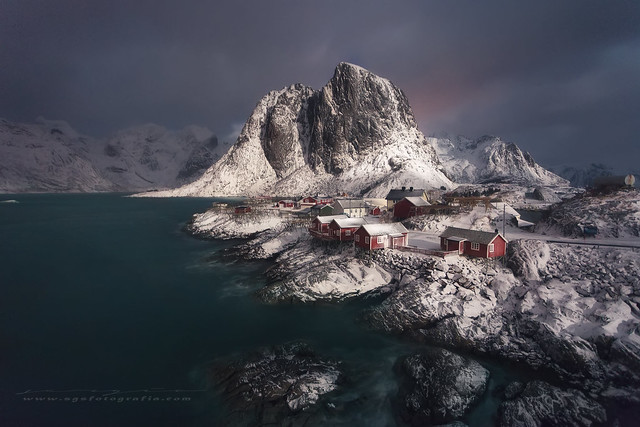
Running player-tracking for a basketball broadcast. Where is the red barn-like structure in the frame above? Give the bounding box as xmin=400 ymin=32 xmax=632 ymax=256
xmin=354 ymin=223 xmax=409 ymax=250
xmin=393 ymin=197 xmax=431 ymax=220
xmin=439 ymin=227 xmax=507 ymax=258
xmin=309 ymin=214 xmax=349 ymax=240
xmin=328 ymin=217 xmax=368 ymax=242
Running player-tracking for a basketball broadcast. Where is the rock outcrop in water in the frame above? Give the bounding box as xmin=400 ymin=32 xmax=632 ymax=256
xmin=209 ymin=342 xmax=341 ymax=425
xmin=498 ymin=380 xmax=607 ymax=426
xmin=396 ymin=348 xmax=489 ymax=425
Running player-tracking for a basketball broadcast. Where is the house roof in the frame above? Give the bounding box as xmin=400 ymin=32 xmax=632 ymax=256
xmin=331 ymin=217 xmax=368 ymax=228
xmin=386 ymin=188 xmax=425 ymax=200
xmin=335 ymin=199 xmax=367 ymax=209
xmin=439 ymin=226 xmax=507 ymax=245
xmin=314 ymin=214 xmax=348 ymax=224
xmin=401 ymin=196 xmax=431 ymax=207
xmin=360 ymin=223 xmax=408 ymax=236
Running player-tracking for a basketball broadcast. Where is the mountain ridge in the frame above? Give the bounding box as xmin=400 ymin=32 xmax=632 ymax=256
xmin=0 ymin=118 xmax=228 ymax=193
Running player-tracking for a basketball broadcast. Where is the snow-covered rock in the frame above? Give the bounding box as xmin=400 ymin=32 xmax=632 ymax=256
xmin=539 ymin=188 xmax=640 ymax=238
xmin=209 ymin=342 xmax=341 ymax=425
xmin=498 ymin=380 xmax=607 ymax=426
xmin=397 ymin=348 xmax=489 ymax=425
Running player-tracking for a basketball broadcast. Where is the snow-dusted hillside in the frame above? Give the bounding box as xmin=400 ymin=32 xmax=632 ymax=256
xmin=0 ymin=118 xmax=227 ymax=193
xmin=153 ymin=63 xmax=453 ymax=198
xmin=431 ymin=134 xmax=568 ymax=186
xmin=90 ymin=123 xmax=228 ymax=191
xmin=0 ymin=118 xmax=112 ymax=192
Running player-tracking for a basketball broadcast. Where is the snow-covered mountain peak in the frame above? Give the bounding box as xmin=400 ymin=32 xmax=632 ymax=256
xmin=430 ymin=134 xmax=568 ymax=186
xmin=156 ymin=63 xmax=452 ymax=197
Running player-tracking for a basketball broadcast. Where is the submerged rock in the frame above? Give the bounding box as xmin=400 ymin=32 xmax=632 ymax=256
xmin=209 ymin=342 xmax=341 ymax=425
xmin=396 ymin=348 xmax=489 ymax=425
xmin=498 ymin=380 xmax=607 ymax=426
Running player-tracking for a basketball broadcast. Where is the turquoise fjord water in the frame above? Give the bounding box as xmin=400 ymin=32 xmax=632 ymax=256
xmin=0 ymin=194 xmax=516 ymax=426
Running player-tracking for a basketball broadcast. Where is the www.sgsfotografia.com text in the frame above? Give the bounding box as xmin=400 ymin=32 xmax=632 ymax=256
xmin=17 ymin=389 xmax=204 ymax=403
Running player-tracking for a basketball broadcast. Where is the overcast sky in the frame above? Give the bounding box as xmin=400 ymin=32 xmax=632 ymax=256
xmin=2 ymin=0 xmax=639 ymax=170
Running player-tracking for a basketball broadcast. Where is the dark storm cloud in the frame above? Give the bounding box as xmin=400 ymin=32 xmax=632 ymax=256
xmin=1 ymin=1 xmax=639 ymax=170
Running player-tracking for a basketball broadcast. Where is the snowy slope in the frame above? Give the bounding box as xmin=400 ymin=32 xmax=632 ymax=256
xmin=0 ymin=118 xmax=113 ymax=192
xmin=430 ymin=134 xmax=568 ymax=186
xmin=0 ymin=118 xmax=228 ymax=193
xmin=89 ymin=123 xmax=229 ymax=191
xmin=152 ymin=63 xmax=453 ymax=198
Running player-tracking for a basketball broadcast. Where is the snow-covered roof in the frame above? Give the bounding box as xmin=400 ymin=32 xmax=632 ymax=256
xmin=331 ymin=217 xmax=368 ymax=228
xmin=386 ymin=188 xmax=425 ymax=200
xmin=439 ymin=226 xmax=507 ymax=245
xmin=314 ymin=214 xmax=348 ymax=224
xmin=335 ymin=199 xmax=367 ymax=209
xmin=360 ymin=223 xmax=408 ymax=236
xmin=402 ymin=196 xmax=430 ymax=207
xmin=491 ymin=202 xmax=520 ymax=218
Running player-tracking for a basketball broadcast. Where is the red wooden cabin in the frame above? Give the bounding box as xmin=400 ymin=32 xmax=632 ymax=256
xmin=328 ymin=217 xmax=368 ymax=242
xmin=393 ymin=197 xmax=431 ymax=220
xmin=439 ymin=227 xmax=507 ymax=258
xmin=309 ymin=214 xmax=348 ymax=240
xmin=354 ymin=223 xmax=409 ymax=250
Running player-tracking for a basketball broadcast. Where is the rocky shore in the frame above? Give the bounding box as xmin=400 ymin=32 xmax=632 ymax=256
xmin=190 ymin=209 xmax=640 ymax=425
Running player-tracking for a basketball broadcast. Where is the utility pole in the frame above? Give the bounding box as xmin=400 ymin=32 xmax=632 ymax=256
xmin=502 ymin=203 xmax=506 ymax=238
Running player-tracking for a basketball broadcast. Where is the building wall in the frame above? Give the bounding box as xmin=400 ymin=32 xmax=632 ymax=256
xmin=487 ymin=236 xmax=507 ymax=257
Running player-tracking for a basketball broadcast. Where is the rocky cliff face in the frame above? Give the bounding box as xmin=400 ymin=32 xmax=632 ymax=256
xmin=164 ymin=63 xmax=452 ymax=198
xmin=431 ymin=134 xmax=568 ymax=186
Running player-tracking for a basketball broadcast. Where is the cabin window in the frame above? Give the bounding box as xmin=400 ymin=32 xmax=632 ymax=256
xmin=345 ymin=230 xmax=351 ymax=236
xmin=355 ymin=234 xmax=360 ymax=242
xmin=365 ymin=236 xmax=370 ymax=244
xmin=471 ymin=242 xmax=480 ymax=251
xmin=377 ymin=236 xmax=384 ymax=244
xmin=489 ymin=243 xmax=494 ymax=253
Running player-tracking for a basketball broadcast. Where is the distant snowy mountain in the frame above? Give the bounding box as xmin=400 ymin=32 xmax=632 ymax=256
xmin=430 ymin=134 xmax=568 ymax=186
xmin=547 ymin=163 xmax=615 ymax=188
xmin=0 ymin=118 xmax=112 ymax=192
xmin=158 ymin=63 xmax=453 ymax=198
xmin=90 ymin=123 xmax=228 ymax=191
xmin=0 ymin=118 xmax=228 ymax=193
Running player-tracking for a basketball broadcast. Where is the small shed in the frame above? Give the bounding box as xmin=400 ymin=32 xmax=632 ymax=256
xmin=301 ymin=194 xmax=334 ymax=207
xmin=328 ymin=217 xmax=368 ymax=242
xmin=393 ymin=197 xmax=431 ymax=219
xmin=278 ymin=200 xmax=296 ymax=209
xmin=354 ymin=223 xmax=409 ymax=250
xmin=439 ymin=227 xmax=507 ymax=258
xmin=234 ymin=205 xmax=252 ymax=214
xmin=369 ymin=206 xmax=382 ymax=216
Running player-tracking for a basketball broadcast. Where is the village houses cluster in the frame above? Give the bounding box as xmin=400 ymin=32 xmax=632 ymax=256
xmin=237 ymin=186 xmax=509 ymax=258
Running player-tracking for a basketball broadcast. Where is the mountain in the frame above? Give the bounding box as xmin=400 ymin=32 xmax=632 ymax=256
xmin=161 ymin=63 xmax=453 ymax=198
xmin=547 ymin=163 xmax=615 ymax=188
xmin=430 ymin=134 xmax=568 ymax=186
xmin=0 ymin=118 xmax=112 ymax=192
xmin=89 ymin=123 xmax=228 ymax=191
xmin=0 ymin=118 xmax=228 ymax=193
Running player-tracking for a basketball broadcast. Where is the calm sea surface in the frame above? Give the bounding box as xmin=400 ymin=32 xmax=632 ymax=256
xmin=0 ymin=194 xmax=517 ymax=426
